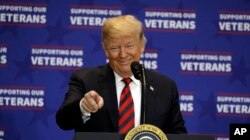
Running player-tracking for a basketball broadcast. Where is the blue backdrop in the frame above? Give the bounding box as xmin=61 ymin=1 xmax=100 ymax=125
xmin=1 ymin=0 xmax=250 ymax=140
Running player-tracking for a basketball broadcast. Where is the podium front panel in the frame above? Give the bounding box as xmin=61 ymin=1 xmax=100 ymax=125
xmin=73 ymin=132 xmax=214 ymax=140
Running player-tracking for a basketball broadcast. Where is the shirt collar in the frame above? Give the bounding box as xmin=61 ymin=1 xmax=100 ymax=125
xmin=113 ymin=71 xmax=140 ymax=86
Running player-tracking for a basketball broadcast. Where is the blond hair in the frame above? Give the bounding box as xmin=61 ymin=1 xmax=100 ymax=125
xmin=102 ymin=15 xmax=146 ymax=45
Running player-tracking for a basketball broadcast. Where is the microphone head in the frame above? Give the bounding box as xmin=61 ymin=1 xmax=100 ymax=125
xmin=130 ymin=61 xmax=142 ymax=80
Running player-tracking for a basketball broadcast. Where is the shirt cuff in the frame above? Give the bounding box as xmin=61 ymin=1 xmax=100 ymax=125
xmin=79 ymin=99 xmax=91 ymax=123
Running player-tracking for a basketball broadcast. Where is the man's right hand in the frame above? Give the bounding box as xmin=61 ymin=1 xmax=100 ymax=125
xmin=80 ymin=90 xmax=104 ymax=113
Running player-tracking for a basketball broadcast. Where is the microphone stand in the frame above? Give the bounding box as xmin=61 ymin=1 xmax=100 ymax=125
xmin=140 ymin=64 xmax=146 ymax=124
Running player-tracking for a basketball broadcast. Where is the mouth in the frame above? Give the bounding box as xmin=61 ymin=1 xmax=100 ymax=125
xmin=118 ymin=59 xmax=132 ymax=65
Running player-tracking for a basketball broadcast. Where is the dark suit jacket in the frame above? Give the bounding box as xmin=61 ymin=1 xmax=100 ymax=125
xmin=56 ymin=64 xmax=187 ymax=134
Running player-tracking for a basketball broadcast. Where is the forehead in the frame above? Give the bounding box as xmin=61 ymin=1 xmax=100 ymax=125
xmin=106 ymin=35 xmax=140 ymax=44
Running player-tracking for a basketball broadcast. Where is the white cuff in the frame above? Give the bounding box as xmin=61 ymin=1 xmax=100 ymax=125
xmin=79 ymin=98 xmax=91 ymax=123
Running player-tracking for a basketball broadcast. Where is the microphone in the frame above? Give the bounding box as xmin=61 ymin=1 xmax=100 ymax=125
xmin=131 ymin=61 xmax=143 ymax=81
xmin=130 ymin=61 xmax=146 ymax=124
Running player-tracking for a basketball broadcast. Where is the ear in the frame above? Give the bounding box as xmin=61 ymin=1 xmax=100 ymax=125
xmin=102 ymin=42 xmax=109 ymax=57
xmin=140 ymin=36 xmax=146 ymax=53
xmin=140 ymin=40 xmax=146 ymax=53
xmin=140 ymin=44 xmax=145 ymax=54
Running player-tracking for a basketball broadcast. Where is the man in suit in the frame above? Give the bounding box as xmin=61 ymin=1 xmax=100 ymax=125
xmin=56 ymin=15 xmax=187 ymax=134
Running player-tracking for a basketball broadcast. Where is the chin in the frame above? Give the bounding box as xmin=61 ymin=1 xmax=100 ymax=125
xmin=118 ymin=67 xmax=130 ymax=73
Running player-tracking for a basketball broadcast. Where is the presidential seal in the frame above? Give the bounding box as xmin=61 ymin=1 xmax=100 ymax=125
xmin=124 ymin=124 xmax=168 ymax=140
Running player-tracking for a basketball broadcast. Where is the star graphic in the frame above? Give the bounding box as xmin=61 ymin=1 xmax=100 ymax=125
xmin=0 ymin=26 xmax=19 ymax=38
xmin=19 ymin=0 xmax=49 ymax=2
xmin=176 ymin=0 xmax=184 ymax=9
xmin=229 ymin=57 xmax=250 ymax=87
xmin=13 ymin=53 xmax=34 ymax=82
xmin=196 ymin=92 xmax=218 ymax=121
xmin=0 ymin=113 xmax=21 ymax=140
xmin=59 ymin=71 xmax=73 ymax=89
xmin=146 ymin=35 xmax=163 ymax=52
xmin=120 ymin=0 xmax=146 ymax=15
xmin=77 ymin=0 xmax=95 ymax=5
xmin=89 ymin=34 xmax=102 ymax=54
xmin=244 ymin=0 xmax=250 ymax=3
xmin=12 ymin=134 xmax=21 ymax=140
xmin=192 ymin=45 xmax=200 ymax=52
xmin=6 ymin=133 xmax=21 ymax=140
xmin=46 ymin=20 xmax=71 ymax=45
xmin=195 ymin=91 xmax=223 ymax=133
xmin=30 ymin=108 xmax=56 ymax=127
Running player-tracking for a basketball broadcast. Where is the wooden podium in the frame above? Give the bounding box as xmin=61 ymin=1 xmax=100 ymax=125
xmin=73 ymin=132 xmax=215 ymax=140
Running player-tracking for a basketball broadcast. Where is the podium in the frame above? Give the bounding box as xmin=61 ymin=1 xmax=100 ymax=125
xmin=73 ymin=132 xmax=215 ymax=140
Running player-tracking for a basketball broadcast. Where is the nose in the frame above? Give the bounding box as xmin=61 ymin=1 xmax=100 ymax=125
xmin=119 ymin=46 xmax=127 ymax=58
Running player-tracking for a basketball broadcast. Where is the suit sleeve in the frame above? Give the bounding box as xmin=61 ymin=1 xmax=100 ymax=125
xmin=56 ymin=71 xmax=85 ymax=130
xmin=167 ymin=80 xmax=187 ymax=134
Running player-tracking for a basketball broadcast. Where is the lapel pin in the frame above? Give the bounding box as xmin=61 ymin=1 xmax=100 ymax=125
xmin=149 ymin=85 xmax=154 ymax=91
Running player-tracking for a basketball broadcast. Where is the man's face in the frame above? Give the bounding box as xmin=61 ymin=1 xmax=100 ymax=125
xmin=103 ymin=36 xmax=145 ymax=77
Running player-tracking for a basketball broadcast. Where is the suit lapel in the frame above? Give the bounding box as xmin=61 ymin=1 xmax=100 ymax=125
xmin=99 ymin=64 xmax=119 ymax=131
xmin=144 ymin=70 xmax=155 ymax=123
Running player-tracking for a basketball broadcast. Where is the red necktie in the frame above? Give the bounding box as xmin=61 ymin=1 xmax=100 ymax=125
xmin=118 ymin=78 xmax=134 ymax=134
